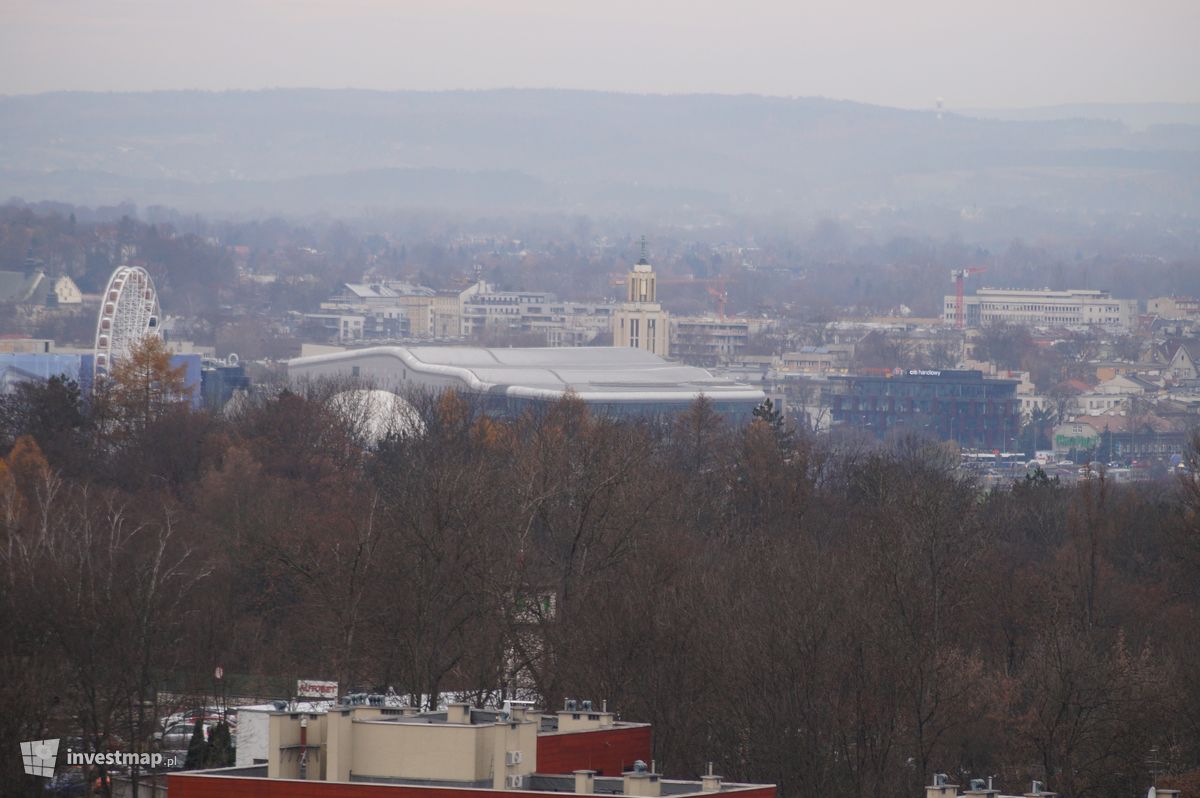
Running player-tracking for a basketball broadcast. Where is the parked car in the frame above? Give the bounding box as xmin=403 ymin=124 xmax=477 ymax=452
xmin=45 ymin=769 xmax=110 ymax=796
xmin=44 ymin=770 xmax=88 ymax=797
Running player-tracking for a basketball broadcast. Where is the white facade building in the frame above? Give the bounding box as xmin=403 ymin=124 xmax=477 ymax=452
xmin=457 ymin=279 xmax=618 ymax=345
xmin=50 ymin=275 xmax=83 ymax=305
xmin=1148 ymin=296 xmax=1200 ymax=320
xmin=459 ymin=280 xmax=556 ymax=338
xmin=944 ymin=288 xmax=1137 ymax=330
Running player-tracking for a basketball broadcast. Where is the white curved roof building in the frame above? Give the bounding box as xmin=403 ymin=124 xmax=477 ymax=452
xmin=288 ymin=346 xmax=764 ymax=418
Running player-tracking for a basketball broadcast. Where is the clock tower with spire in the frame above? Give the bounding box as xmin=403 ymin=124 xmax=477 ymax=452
xmin=613 ymin=237 xmax=670 ymax=356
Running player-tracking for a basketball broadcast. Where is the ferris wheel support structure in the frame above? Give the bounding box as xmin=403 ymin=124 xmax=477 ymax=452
xmin=93 ymin=265 xmax=161 ymax=379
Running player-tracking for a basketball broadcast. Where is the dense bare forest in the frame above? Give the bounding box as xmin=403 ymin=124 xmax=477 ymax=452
xmin=2 ymin=352 xmax=1199 ymax=798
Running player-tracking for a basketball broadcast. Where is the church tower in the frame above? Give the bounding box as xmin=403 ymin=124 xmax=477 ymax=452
xmin=612 ymin=237 xmax=670 ymax=356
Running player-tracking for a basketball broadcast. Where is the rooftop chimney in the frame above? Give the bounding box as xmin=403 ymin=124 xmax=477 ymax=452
xmin=927 ymin=773 xmax=958 ymax=798
xmin=575 ymin=770 xmax=596 ymax=794
xmin=447 ymin=702 xmax=472 ymax=724
xmin=964 ymin=777 xmax=999 ymax=798
xmin=624 ymin=761 xmax=661 ymax=798
xmin=1024 ymin=780 xmax=1057 ymax=798
xmin=702 ymin=762 xmax=722 ymax=793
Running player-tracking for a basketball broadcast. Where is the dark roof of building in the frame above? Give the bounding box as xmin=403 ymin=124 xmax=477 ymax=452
xmin=0 ymin=269 xmax=45 ymax=303
xmin=1170 ymin=339 xmax=1200 ymax=361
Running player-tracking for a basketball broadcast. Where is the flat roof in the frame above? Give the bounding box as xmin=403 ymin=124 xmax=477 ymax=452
xmin=973 ymin=288 xmax=1112 ymax=298
xmin=830 ymin=369 xmax=1018 ymax=384
xmin=289 ymin=346 xmax=765 ymax=404
xmin=171 ymin=768 xmax=774 ymax=797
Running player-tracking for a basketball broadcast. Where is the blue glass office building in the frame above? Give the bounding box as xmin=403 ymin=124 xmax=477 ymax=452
xmin=828 ymin=369 xmax=1021 ymax=449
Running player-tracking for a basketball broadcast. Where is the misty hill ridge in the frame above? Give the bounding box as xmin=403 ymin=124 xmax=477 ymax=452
xmin=2 ymin=89 xmax=1197 ymax=214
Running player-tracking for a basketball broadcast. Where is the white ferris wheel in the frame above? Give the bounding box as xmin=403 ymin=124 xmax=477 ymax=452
xmin=93 ymin=265 xmax=161 ymax=379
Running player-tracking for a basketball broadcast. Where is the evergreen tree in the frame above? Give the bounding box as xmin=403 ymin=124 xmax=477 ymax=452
xmin=183 ymin=717 xmax=206 ymax=770
xmin=203 ymin=720 xmax=235 ymax=768
xmin=752 ymin=397 xmax=793 ymax=447
xmin=752 ymin=397 xmax=784 ymax=430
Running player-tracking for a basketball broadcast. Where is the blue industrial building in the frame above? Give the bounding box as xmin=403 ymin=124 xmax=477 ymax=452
xmin=0 ymin=351 xmax=202 ymax=408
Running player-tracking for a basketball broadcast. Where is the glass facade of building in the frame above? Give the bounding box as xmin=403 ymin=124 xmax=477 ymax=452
xmin=827 ymin=370 xmax=1021 ymax=448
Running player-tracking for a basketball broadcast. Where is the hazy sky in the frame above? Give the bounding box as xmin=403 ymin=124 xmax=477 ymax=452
xmin=2 ymin=0 xmax=1197 ymax=108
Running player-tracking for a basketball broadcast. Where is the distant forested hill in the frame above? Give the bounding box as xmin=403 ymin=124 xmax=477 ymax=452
xmin=2 ymin=89 xmax=1197 ymax=215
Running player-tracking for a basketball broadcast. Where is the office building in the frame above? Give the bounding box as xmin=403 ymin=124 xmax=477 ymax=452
xmin=457 ymin=279 xmax=616 ymax=346
xmin=460 ymin=280 xmax=556 ymax=338
xmin=671 ymin=317 xmax=771 ymax=367
xmin=827 ymin=369 xmax=1021 ymax=448
xmin=943 ymin=288 xmax=1136 ymax=330
xmin=201 ymin=357 xmax=251 ymax=411
xmin=302 ymin=310 xmax=411 ymax=343
xmin=780 ymin=346 xmax=853 ymax=375
xmin=1148 ymin=296 xmax=1200 ymax=321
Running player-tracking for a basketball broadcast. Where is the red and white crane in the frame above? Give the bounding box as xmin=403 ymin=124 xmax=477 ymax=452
xmin=950 ymin=267 xmax=987 ymax=329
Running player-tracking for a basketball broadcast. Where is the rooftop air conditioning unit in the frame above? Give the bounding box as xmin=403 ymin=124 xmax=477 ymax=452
xmin=507 ymin=775 xmax=525 ymax=789
xmin=506 ymin=750 xmax=523 ymax=765
xmin=581 ymin=700 xmax=593 ymax=711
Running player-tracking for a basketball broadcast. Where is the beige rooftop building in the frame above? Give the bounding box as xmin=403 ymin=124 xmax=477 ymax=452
xmin=171 ymin=696 xmax=778 ymax=798
xmin=270 ymin=702 xmax=540 ymax=786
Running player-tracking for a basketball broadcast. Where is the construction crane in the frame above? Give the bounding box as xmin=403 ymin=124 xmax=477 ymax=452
xmin=950 ymin=267 xmax=987 ymax=329
xmin=656 ymin=275 xmax=730 ymax=319
xmin=611 ymin=270 xmax=733 ymax=318
xmin=705 ymin=283 xmax=729 ymax=320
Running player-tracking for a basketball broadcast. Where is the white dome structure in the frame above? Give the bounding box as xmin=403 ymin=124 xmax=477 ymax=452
xmin=330 ymin=389 xmax=425 ymax=444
